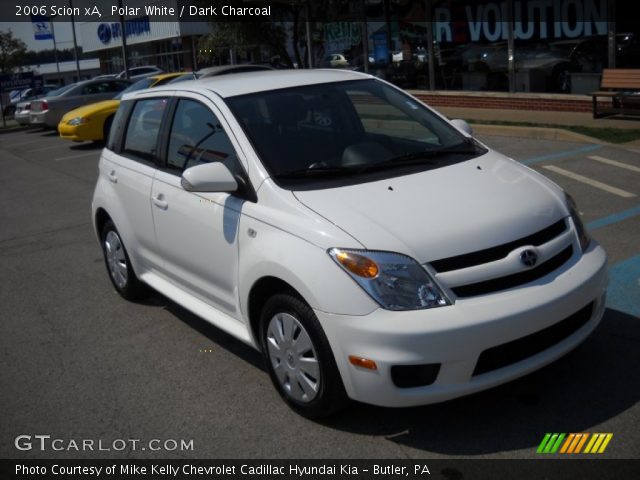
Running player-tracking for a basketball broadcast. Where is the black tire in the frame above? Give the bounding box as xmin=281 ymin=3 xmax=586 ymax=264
xmin=100 ymin=220 xmax=146 ymax=300
xmin=102 ymin=115 xmax=114 ymax=143
xmin=260 ymin=292 xmax=349 ymax=418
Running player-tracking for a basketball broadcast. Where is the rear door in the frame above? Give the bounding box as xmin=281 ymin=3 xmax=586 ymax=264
xmin=103 ymin=94 xmax=171 ymax=275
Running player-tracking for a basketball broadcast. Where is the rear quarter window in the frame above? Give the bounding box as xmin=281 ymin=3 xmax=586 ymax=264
xmin=106 ymin=100 xmax=133 ymax=151
xmin=122 ymin=98 xmax=169 ymax=161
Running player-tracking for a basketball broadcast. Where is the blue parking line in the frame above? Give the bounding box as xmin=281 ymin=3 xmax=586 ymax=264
xmin=521 ymin=144 xmax=603 ymax=166
xmin=587 ymin=205 xmax=640 ymax=231
xmin=607 ymin=254 xmax=640 ymax=318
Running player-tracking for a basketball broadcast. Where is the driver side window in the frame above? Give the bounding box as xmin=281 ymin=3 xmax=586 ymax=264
xmin=166 ymin=99 xmax=237 ymax=174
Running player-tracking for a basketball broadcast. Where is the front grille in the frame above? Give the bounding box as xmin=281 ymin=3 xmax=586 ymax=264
xmin=451 ymin=245 xmax=573 ymax=298
xmin=473 ymin=302 xmax=594 ymax=376
xmin=391 ymin=363 xmax=441 ymax=388
xmin=431 ymin=219 xmax=567 ymax=273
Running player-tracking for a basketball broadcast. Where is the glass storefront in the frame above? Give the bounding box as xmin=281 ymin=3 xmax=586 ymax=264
xmin=304 ymin=0 xmax=639 ymax=94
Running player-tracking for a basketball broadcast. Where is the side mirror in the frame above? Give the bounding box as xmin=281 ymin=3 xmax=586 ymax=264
xmin=450 ymin=119 xmax=473 ymax=136
xmin=181 ymin=162 xmax=238 ymax=193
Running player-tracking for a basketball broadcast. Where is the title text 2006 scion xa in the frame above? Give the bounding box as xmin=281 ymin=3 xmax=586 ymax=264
xmin=92 ymin=70 xmax=607 ymax=417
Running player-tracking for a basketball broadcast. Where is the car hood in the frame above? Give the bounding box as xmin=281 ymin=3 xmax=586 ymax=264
xmin=293 ymin=152 xmax=567 ymax=263
xmin=60 ymin=100 xmax=120 ymax=121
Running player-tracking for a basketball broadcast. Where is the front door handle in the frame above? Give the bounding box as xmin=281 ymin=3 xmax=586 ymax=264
xmin=152 ymin=194 xmax=168 ymax=210
xmin=107 ymin=170 xmax=117 ymax=183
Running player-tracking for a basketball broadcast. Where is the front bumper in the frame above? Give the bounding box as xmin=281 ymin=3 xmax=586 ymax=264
xmin=58 ymin=121 xmax=98 ymax=142
xmin=317 ymin=243 xmax=607 ymax=408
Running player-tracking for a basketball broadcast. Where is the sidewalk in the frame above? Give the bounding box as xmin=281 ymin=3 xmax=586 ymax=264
xmin=0 ymin=118 xmax=25 ymax=134
xmin=433 ymin=106 xmax=640 ymax=146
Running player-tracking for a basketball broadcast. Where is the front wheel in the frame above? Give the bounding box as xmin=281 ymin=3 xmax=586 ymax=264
xmin=260 ymin=293 xmax=348 ymax=418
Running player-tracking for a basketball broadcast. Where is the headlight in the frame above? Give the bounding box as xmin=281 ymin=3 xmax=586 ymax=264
xmin=565 ymin=193 xmax=591 ymax=251
xmin=67 ymin=117 xmax=88 ymax=126
xmin=328 ymin=248 xmax=450 ymax=311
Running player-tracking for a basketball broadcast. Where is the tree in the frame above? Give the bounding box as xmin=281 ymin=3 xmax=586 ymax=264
xmin=198 ymin=22 xmax=293 ymax=67
xmin=0 ymin=29 xmax=27 ymax=74
xmin=195 ymin=0 xmax=298 ymax=67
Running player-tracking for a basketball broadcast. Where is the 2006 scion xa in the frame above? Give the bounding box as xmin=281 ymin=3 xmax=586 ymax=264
xmin=92 ymin=70 xmax=607 ymax=418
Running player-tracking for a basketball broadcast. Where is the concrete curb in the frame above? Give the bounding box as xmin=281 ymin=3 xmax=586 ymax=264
xmin=470 ymin=124 xmax=602 ymax=144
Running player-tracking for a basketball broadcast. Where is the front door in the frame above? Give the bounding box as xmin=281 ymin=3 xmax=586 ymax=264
xmin=150 ymin=96 xmax=244 ymax=317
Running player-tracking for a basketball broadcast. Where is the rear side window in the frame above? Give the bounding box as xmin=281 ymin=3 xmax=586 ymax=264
xmin=123 ymin=98 xmax=168 ymax=161
xmin=106 ymin=100 xmax=131 ymax=151
xmin=165 ymin=99 xmax=238 ymax=174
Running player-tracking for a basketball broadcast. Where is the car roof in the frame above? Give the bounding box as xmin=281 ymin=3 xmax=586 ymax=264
xmin=150 ymin=72 xmax=189 ymax=81
xmin=125 ymin=69 xmax=371 ymax=100
xmin=196 ymin=64 xmax=274 ymax=76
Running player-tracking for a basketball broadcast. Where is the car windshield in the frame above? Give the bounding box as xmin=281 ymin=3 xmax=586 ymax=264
xmin=47 ymin=84 xmax=76 ymax=97
xmin=114 ymin=78 xmax=156 ymax=99
xmin=226 ymin=79 xmax=484 ymax=188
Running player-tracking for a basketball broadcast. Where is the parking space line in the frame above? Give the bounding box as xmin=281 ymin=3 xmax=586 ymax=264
xmin=1 ymin=138 xmax=55 ymax=148
xmin=588 ymin=155 xmax=640 ymax=173
xmin=542 ymin=165 xmax=636 ymax=198
xmin=607 ymin=254 xmax=640 ymax=317
xmin=55 ymin=152 xmax=98 ymax=161
xmin=521 ymin=144 xmax=602 ymax=166
xmin=587 ymin=204 xmax=640 ymax=230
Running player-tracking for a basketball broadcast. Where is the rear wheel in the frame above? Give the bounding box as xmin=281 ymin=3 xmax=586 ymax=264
xmin=101 ymin=220 xmax=146 ymax=300
xmin=260 ymin=293 xmax=348 ymax=418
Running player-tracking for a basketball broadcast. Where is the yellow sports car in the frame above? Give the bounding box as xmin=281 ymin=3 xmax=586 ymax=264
xmin=58 ymin=72 xmax=188 ymax=142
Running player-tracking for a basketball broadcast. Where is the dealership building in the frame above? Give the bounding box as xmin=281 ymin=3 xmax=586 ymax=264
xmin=77 ymin=0 xmax=637 ymax=109
xmin=77 ymin=0 xmax=212 ymax=74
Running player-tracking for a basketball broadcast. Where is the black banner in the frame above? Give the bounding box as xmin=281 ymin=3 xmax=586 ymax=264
xmin=2 ymin=459 xmax=639 ymax=480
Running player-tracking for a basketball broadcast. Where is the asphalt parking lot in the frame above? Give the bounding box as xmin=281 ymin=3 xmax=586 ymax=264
xmin=0 ymin=127 xmax=638 ymax=459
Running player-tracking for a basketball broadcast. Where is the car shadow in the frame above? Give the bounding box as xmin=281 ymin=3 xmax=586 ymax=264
xmin=135 ymin=290 xmax=265 ymax=372
xmin=129 ymin=294 xmax=639 ymax=455
xmin=317 ymin=307 xmax=639 ymax=455
xmin=69 ymin=142 xmax=104 ymax=151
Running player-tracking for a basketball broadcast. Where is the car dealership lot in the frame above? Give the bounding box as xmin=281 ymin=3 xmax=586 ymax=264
xmin=0 ymin=128 xmax=638 ymax=459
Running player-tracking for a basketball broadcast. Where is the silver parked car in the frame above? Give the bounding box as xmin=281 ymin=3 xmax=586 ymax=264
xmin=14 ymin=84 xmax=75 ymax=125
xmin=30 ymin=79 xmax=131 ymax=129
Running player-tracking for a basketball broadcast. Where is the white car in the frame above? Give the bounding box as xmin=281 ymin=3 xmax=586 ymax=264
xmin=325 ymin=54 xmax=349 ymax=67
xmin=92 ymin=70 xmax=607 ymax=418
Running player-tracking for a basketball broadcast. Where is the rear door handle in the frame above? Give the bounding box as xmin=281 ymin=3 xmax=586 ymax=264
xmin=107 ymin=170 xmax=117 ymax=183
xmin=152 ymin=194 xmax=168 ymax=210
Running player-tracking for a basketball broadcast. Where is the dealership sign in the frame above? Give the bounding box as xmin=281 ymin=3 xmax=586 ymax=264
xmin=96 ymin=16 xmax=151 ymax=45
xmin=434 ymin=0 xmax=607 ymax=43
xmin=0 ymin=72 xmax=41 ymax=94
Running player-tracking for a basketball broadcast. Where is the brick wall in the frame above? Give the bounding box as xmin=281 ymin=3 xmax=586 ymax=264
xmin=409 ymin=92 xmax=598 ymax=113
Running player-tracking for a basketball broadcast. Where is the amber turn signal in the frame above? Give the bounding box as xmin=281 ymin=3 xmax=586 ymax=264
xmin=349 ymin=355 xmax=378 ymax=370
xmin=334 ymin=251 xmax=379 ymax=278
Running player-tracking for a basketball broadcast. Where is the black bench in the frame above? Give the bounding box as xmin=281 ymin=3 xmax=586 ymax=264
xmin=590 ymin=69 xmax=640 ymax=118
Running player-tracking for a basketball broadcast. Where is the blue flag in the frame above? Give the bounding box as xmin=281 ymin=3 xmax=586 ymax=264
xmin=31 ymin=15 xmax=53 ymax=40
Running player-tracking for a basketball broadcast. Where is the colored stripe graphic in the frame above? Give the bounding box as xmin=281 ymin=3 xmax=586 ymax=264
xmin=537 ymin=433 xmax=565 ymax=453
xmin=537 ymin=433 xmax=552 ymax=453
xmin=574 ymin=433 xmax=589 ymax=453
xmin=537 ymin=433 xmax=613 ymax=454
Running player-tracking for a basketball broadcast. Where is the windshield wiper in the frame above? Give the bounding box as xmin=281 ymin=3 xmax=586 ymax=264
xmin=276 ymin=165 xmax=361 ymax=179
xmin=357 ymin=141 xmax=481 ymax=173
